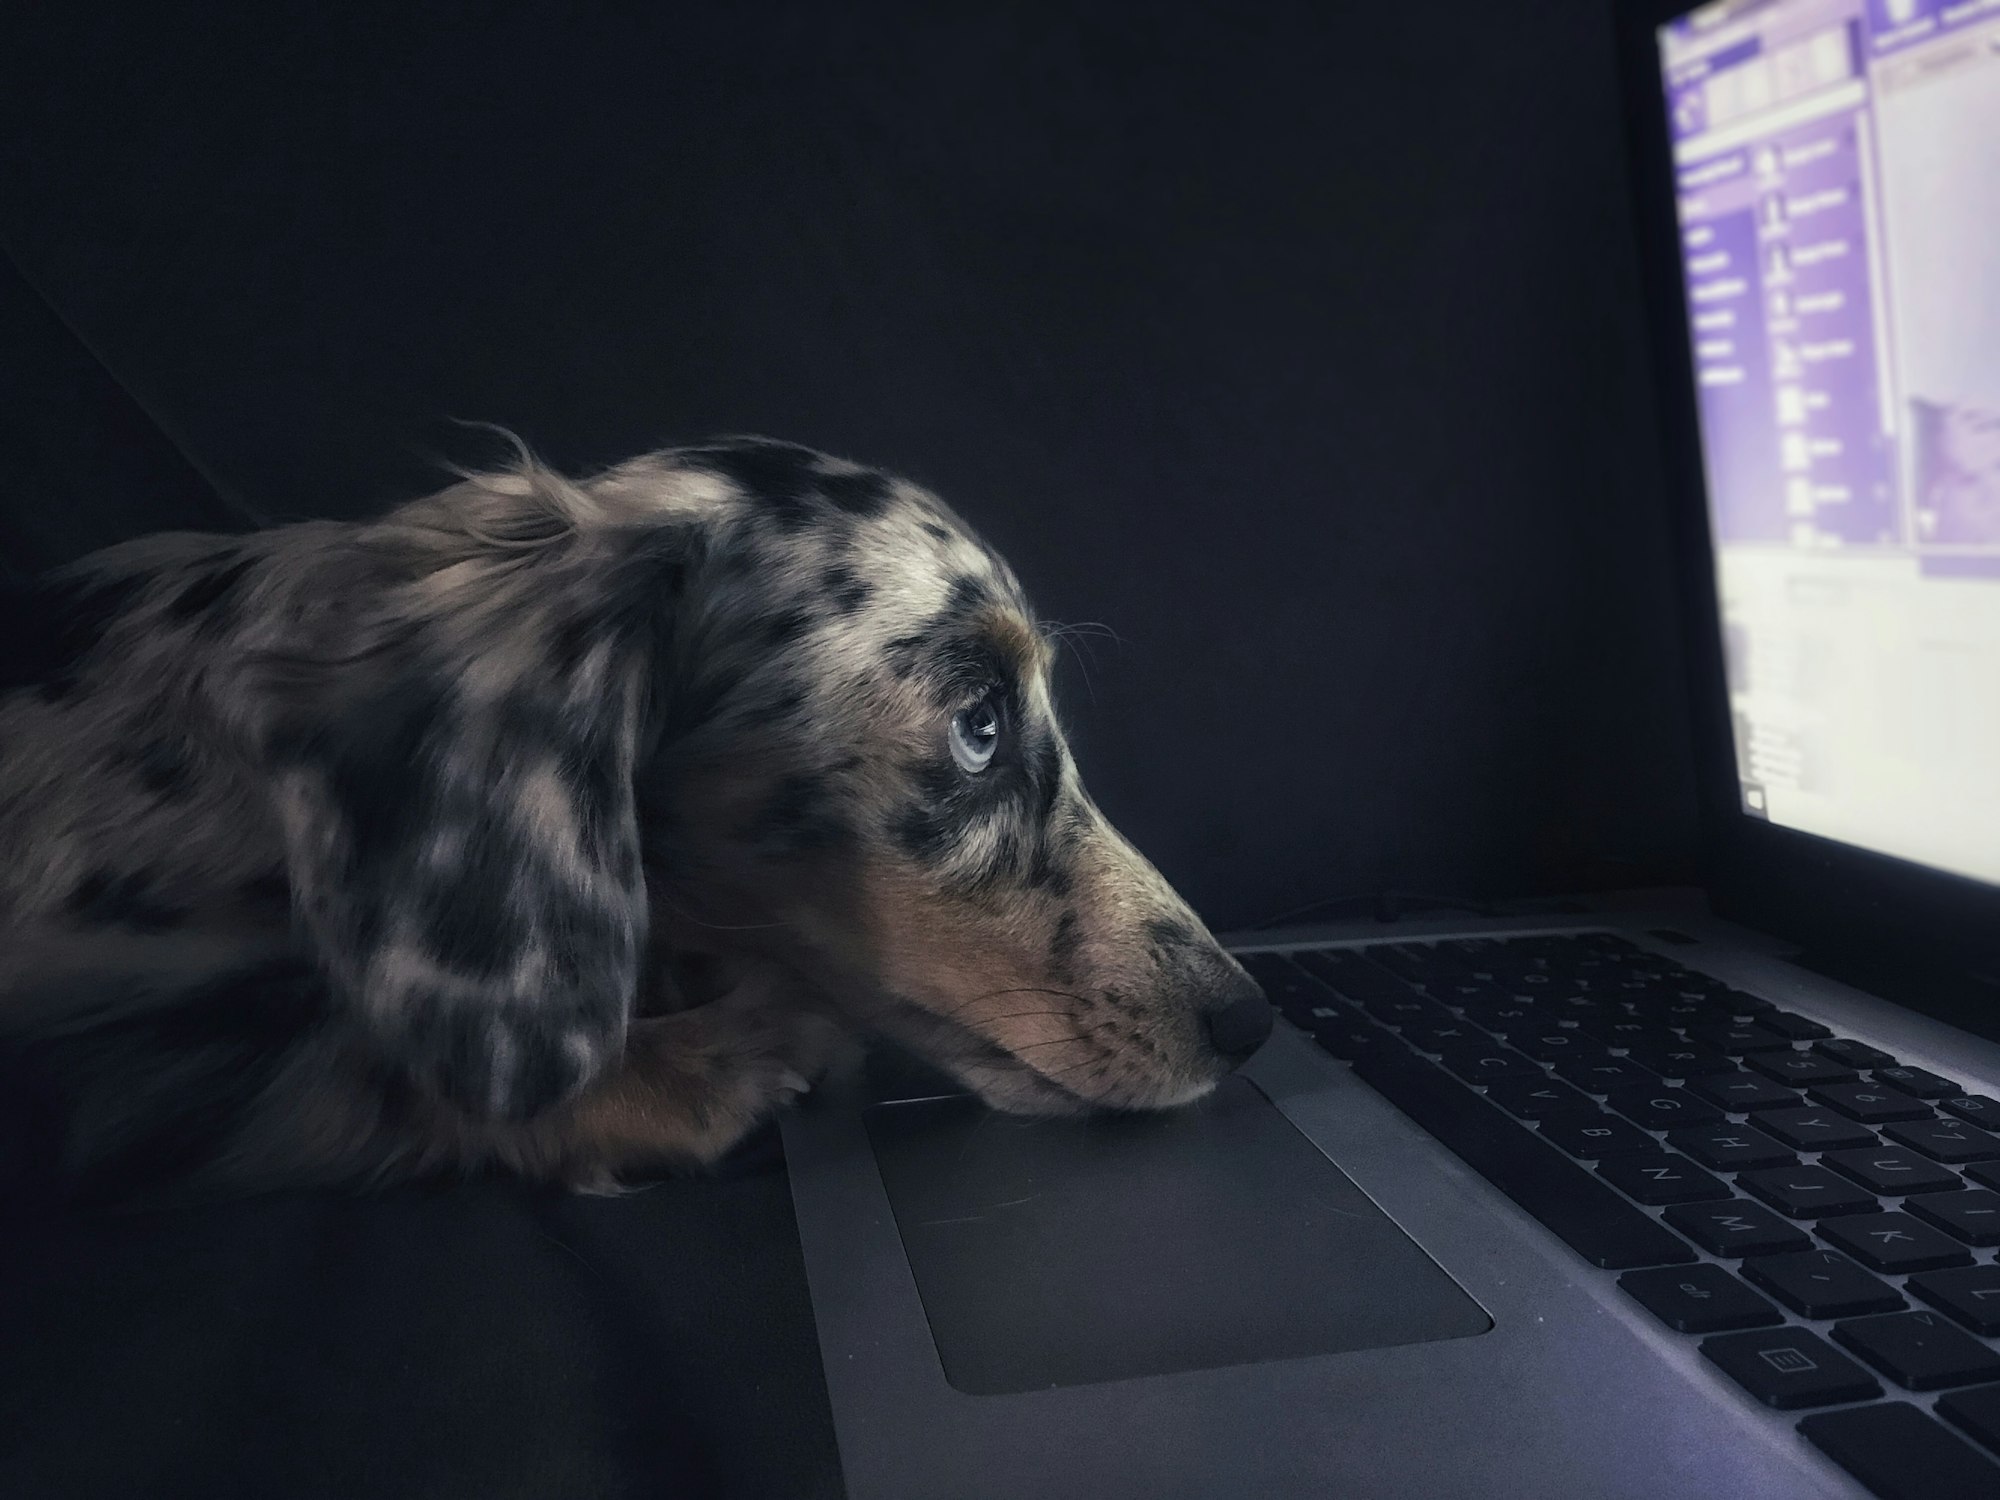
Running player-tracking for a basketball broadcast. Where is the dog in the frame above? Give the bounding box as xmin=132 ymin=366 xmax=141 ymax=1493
xmin=0 ymin=435 xmax=1271 ymax=1204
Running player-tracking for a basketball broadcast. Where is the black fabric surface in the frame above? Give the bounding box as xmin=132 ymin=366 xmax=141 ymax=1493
xmin=0 ymin=1151 xmax=846 ymax=1500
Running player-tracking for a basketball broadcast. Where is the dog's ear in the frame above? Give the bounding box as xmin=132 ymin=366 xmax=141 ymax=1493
xmin=258 ymin=474 xmax=680 ymax=1121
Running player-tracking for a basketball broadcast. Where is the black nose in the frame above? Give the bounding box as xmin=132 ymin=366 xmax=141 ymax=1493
xmin=1202 ymin=984 xmax=1274 ymax=1066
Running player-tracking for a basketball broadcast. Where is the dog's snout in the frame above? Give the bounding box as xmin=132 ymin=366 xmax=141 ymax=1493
xmin=1200 ymin=978 xmax=1274 ymax=1067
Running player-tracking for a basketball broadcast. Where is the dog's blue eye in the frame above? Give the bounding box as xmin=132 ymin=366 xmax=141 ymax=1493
xmin=949 ymin=698 xmax=1001 ymax=774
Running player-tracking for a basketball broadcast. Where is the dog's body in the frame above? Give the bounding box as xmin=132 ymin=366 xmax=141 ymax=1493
xmin=0 ymin=437 xmax=1268 ymax=1203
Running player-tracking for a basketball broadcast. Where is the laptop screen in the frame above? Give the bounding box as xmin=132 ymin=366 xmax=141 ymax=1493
xmin=1655 ymin=0 xmax=2000 ymax=888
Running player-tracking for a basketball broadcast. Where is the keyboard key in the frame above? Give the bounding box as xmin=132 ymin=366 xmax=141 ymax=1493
xmin=1833 ymin=1311 xmax=2000 ymax=1391
xmin=1743 ymin=1249 xmax=1903 ymax=1318
xmin=1807 ymin=1081 xmax=1935 ymax=1125
xmin=1421 ymin=977 xmax=1514 ymax=1008
xmin=1941 ymin=1096 xmax=2000 ymax=1131
xmin=1348 ymin=1045 xmax=1694 ymax=1269
xmin=1542 ymin=994 xmax=1609 ymax=1023
xmin=1508 ymin=1029 xmax=1601 ymax=1062
xmin=1821 ymin=1146 xmax=1965 ymax=1197
xmin=1481 ymin=1077 xmax=1595 ymax=1120
xmin=1816 ymin=1038 xmax=1898 ymax=1070
xmin=1293 ymin=948 xmax=1412 ymax=1006
xmin=1655 ymin=999 xmax=1718 ymax=1029
xmin=1686 ymin=1071 xmax=1803 ymax=1112
xmin=1577 ymin=1017 xmax=1677 ymax=1047
xmin=1747 ymin=1050 xmax=1856 ymax=1087
xmin=1883 ymin=1118 xmax=2000 ymax=1165
xmin=1455 ymin=1000 xmax=1543 ymax=1037
xmin=1399 ymin=1021 xmax=1504 ymax=1055
xmin=1759 ymin=1010 xmax=1834 ymax=1041
xmin=1737 ymin=1165 xmax=1878 ymax=1219
xmin=1539 ymin=1114 xmax=1663 ymax=1160
xmin=1876 ymin=1066 xmax=1962 ymax=1101
xmin=1294 ymin=1007 xmax=1394 ymax=1061
xmin=1713 ymin=987 xmax=1777 ymax=1017
xmin=1688 ymin=1022 xmax=1792 ymax=1055
xmin=1620 ymin=1041 xmax=1738 ymax=1079
xmin=1817 ymin=1214 xmax=1975 ymax=1274
xmin=1910 ymin=1266 xmax=2000 ymax=1336
xmin=1618 ymin=1264 xmax=1781 ymax=1333
xmin=1799 ymin=1403 xmax=2000 ymax=1500
xmin=1550 ymin=1056 xmax=1658 ymax=1091
xmin=1596 ymin=1154 xmax=1732 ymax=1205
xmin=1908 ymin=1191 xmax=2000 ymax=1249
xmin=1364 ymin=994 xmax=1460 ymax=1029
xmin=1238 ymin=952 xmax=1333 ymax=1013
xmin=1756 ymin=1108 xmax=1878 ymax=1151
xmin=1702 ymin=1328 xmax=1880 ymax=1409
xmin=1667 ymin=1123 xmax=1797 ymax=1171
xmin=1602 ymin=1086 xmax=1723 ymax=1131
xmin=1663 ymin=1200 xmax=1811 ymax=1256
xmin=1437 ymin=1048 xmax=1544 ymax=1084
xmin=1966 ymin=1161 xmax=2000 ymax=1194
xmin=1938 ymin=1384 xmax=2000 ymax=1457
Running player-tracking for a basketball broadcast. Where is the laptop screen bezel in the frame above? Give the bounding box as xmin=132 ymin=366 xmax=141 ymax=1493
xmin=1611 ymin=0 xmax=2000 ymax=981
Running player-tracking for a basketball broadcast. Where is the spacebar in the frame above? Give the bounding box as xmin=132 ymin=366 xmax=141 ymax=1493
xmin=1351 ymin=1044 xmax=1696 ymax=1270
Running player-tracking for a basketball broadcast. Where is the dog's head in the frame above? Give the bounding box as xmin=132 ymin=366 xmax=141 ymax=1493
xmin=263 ymin=436 xmax=1269 ymax=1118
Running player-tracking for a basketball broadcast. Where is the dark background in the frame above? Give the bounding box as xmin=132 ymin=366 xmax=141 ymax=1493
xmin=0 ymin=0 xmax=1699 ymax=930
xmin=0 ymin=4 xmax=1694 ymax=1497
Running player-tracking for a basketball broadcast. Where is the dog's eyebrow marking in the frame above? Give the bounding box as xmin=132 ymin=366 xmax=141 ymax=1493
xmin=979 ymin=607 xmax=1054 ymax=677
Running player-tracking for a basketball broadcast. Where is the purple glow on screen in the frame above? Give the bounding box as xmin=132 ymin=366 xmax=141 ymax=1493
xmin=1656 ymin=0 xmax=2000 ymax=887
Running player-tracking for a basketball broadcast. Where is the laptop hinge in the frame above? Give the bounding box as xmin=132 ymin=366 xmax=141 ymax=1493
xmin=1785 ymin=949 xmax=2000 ymax=1051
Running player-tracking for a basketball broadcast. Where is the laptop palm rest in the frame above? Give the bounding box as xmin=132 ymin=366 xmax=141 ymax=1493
xmin=862 ymin=1075 xmax=1491 ymax=1396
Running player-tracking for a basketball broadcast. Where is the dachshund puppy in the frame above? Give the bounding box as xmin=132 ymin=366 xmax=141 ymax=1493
xmin=0 ymin=436 xmax=1270 ymax=1201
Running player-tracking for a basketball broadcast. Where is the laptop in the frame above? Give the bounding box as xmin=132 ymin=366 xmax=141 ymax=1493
xmin=781 ymin=2 xmax=2000 ymax=1494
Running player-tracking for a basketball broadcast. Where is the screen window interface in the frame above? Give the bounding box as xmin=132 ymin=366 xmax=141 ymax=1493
xmin=1660 ymin=0 xmax=2000 ymax=887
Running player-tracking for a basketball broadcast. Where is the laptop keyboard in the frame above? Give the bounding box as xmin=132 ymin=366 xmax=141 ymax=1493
xmin=1239 ymin=931 xmax=2000 ymax=1499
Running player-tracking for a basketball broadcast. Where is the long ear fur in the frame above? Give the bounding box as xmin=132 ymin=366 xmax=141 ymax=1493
xmin=255 ymin=458 xmax=676 ymax=1121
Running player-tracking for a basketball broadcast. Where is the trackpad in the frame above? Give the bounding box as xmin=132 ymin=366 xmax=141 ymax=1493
xmin=864 ymin=1075 xmax=1491 ymax=1395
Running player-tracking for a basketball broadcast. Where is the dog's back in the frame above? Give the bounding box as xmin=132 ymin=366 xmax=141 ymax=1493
xmin=0 ymin=542 xmax=324 ymax=1205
